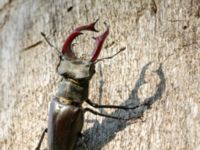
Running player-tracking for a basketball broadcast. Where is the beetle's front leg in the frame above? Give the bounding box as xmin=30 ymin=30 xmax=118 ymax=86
xmin=94 ymin=47 xmax=126 ymax=64
xmin=35 ymin=128 xmax=47 ymax=150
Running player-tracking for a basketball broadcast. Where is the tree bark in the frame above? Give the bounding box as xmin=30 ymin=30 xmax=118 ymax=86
xmin=0 ymin=0 xmax=200 ymax=149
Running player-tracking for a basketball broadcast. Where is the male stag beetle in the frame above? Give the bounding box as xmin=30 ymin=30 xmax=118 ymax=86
xmin=36 ymin=20 xmax=145 ymax=150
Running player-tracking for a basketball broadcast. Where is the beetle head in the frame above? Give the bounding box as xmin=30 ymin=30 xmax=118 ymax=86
xmin=57 ymin=20 xmax=109 ymax=81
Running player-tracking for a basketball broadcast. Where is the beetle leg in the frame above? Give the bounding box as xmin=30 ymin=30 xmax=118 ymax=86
xmin=85 ymin=99 xmax=144 ymax=110
xmin=35 ymin=128 xmax=48 ymax=150
xmin=84 ymin=108 xmax=132 ymax=120
xmin=94 ymin=47 xmax=126 ymax=64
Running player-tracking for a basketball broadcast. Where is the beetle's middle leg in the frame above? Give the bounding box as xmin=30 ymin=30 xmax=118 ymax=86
xmin=86 ymin=99 xmax=145 ymax=110
xmin=84 ymin=108 xmax=141 ymax=120
xmin=35 ymin=128 xmax=47 ymax=150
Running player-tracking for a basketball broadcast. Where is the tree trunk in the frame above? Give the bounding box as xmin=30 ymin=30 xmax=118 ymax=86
xmin=0 ymin=0 xmax=200 ymax=149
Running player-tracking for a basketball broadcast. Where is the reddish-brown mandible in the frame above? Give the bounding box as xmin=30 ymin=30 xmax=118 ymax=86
xmin=61 ymin=19 xmax=109 ymax=61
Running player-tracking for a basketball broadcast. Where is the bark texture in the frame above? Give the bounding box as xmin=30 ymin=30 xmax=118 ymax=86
xmin=0 ymin=0 xmax=200 ymax=149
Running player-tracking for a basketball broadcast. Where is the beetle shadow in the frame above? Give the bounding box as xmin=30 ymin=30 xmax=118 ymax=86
xmin=97 ymin=64 xmax=108 ymax=114
xmin=77 ymin=62 xmax=166 ymax=150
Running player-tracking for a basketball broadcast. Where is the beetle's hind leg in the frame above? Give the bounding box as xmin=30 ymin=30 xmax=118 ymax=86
xmin=35 ymin=128 xmax=47 ymax=150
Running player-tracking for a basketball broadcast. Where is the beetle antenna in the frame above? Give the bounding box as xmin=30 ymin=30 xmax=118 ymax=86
xmin=94 ymin=47 xmax=126 ymax=64
xmin=41 ymin=32 xmax=62 ymax=56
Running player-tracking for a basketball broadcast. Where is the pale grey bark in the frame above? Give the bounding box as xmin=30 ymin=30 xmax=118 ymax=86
xmin=0 ymin=0 xmax=200 ymax=149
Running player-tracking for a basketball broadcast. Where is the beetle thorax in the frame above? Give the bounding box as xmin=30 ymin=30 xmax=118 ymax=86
xmin=55 ymin=57 xmax=95 ymax=104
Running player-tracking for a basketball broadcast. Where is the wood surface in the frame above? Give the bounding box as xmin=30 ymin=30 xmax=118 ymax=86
xmin=0 ymin=0 xmax=200 ymax=149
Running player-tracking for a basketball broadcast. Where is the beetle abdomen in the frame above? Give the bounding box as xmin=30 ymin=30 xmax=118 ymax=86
xmin=48 ymin=98 xmax=84 ymax=150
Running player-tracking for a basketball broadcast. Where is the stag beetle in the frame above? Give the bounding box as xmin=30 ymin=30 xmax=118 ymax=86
xmin=36 ymin=20 xmax=145 ymax=150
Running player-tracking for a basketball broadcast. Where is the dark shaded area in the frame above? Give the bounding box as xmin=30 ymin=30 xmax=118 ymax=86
xmin=76 ymin=62 xmax=166 ymax=150
xmin=67 ymin=6 xmax=73 ymax=12
xmin=97 ymin=64 xmax=107 ymax=114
